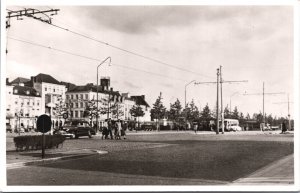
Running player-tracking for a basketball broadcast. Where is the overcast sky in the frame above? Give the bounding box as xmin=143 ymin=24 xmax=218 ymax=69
xmin=6 ymin=5 xmax=294 ymax=118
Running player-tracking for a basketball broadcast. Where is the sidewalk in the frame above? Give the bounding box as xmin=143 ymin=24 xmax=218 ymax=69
xmin=232 ymin=154 xmax=294 ymax=185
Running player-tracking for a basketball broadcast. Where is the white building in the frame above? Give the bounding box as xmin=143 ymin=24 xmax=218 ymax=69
xmin=30 ymin=74 xmax=67 ymax=126
xmin=130 ymin=95 xmax=151 ymax=122
xmin=6 ymin=78 xmax=43 ymax=131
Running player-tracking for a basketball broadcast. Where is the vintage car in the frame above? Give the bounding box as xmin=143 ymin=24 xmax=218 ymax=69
xmin=63 ymin=120 xmax=95 ymax=139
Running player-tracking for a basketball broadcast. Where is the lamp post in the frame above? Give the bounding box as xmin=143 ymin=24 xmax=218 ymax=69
xmin=184 ymin=80 xmax=196 ymax=129
xmin=96 ymin=57 xmax=111 ymax=133
xmin=184 ymin=80 xmax=196 ymax=108
xmin=230 ymin=92 xmax=239 ymax=114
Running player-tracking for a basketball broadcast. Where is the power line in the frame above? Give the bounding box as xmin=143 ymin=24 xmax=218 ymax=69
xmin=6 ymin=7 xmax=214 ymax=79
xmin=7 ymin=36 xmax=189 ymax=82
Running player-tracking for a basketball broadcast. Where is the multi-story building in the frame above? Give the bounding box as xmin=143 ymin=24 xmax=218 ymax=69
xmin=6 ymin=78 xmax=43 ymax=130
xmin=29 ymin=73 xmax=67 ymax=121
xmin=65 ymin=78 xmax=123 ymax=127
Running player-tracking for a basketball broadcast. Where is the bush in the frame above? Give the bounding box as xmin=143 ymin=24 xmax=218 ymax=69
xmin=13 ymin=135 xmax=66 ymax=151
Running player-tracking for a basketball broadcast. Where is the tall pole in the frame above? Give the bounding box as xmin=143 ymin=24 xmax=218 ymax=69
xmin=96 ymin=57 xmax=111 ymax=133
xmin=263 ymin=82 xmax=265 ymax=126
xmin=288 ymin=94 xmax=291 ymax=130
xmin=220 ymin=66 xmax=224 ymax=134
xmin=184 ymin=80 xmax=195 ymax=128
xmin=216 ymin=68 xmax=220 ymax=135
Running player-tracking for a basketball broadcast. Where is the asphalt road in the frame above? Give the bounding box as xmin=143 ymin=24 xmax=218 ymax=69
xmin=7 ymin=132 xmax=294 ymax=185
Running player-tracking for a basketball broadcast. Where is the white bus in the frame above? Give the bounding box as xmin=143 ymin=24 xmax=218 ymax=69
xmin=220 ymin=119 xmax=242 ymax=131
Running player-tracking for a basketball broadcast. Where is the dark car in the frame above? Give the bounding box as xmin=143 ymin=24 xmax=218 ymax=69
xmin=63 ymin=120 xmax=95 ymax=139
xmin=53 ymin=129 xmax=75 ymax=139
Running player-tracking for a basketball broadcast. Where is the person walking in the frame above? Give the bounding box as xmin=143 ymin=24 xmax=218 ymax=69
xmin=282 ymin=121 xmax=287 ymax=134
xmin=107 ymin=119 xmax=113 ymax=139
xmin=193 ymin=122 xmax=198 ymax=134
xmin=121 ymin=121 xmax=127 ymax=139
xmin=115 ymin=120 xmax=122 ymax=140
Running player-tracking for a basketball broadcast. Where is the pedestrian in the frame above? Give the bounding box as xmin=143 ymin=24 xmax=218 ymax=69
xmin=187 ymin=122 xmax=191 ymax=131
xmin=282 ymin=121 xmax=287 ymax=134
xmin=115 ymin=120 xmax=122 ymax=140
xmin=121 ymin=121 xmax=127 ymax=139
xmin=107 ymin=119 xmax=113 ymax=139
xmin=193 ymin=122 xmax=198 ymax=134
xmin=102 ymin=120 xmax=108 ymax=140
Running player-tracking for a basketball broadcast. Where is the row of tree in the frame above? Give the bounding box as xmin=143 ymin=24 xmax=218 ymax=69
xmin=150 ymin=92 xmax=291 ymax=129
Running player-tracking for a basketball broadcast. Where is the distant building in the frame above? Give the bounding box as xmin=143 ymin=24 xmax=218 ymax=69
xmin=29 ymin=73 xmax=67 ymax=119
xmin=6 ymin=78 xmax=42 ymax=130
xmin=65 ymin=78 xmax=122 ymax=127
xmin=130 ymin=95 xmax=151 ymax=122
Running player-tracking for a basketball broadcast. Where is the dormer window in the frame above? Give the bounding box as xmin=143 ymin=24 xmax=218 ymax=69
xmin=13 ymin=89 xmax=18 ymax=94
xmin=36 ymin=92 xmax=40 ymax=96
xmin=26 ymin=90 xmax=30 ymax=95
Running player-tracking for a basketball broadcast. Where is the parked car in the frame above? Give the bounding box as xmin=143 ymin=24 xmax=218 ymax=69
xmin=53 ymin=130 xmax=75 ymax=139
xmin=63 ymin=120 xmax=95 ymax=139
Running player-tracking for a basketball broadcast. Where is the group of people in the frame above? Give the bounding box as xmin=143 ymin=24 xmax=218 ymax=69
xmin=101 ymin=119 xmax=127 ymax=140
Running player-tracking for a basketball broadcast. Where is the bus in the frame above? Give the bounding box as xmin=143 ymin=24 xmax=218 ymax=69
xmin=219 ymin=119 xmax=242 ymax=132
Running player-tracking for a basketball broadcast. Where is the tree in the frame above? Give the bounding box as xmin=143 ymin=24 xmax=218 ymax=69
xmin=83 ymin=99 xmax=98 ymax=125
xmin=130 ymin=105 xmax=145 ymax=128
xmin=246 ymin=113 xmax=251 ymax=120
xmin=150 ymin=92 xmax=166 ymax=130
xmin=200 ymin=103 xmax=212 ymax=130
xmin=224 ymin=106 xmax=231 ymax=119
xmin=168 ymin=98 xmax=182 ymax=122
xmin=184 ymin=100 xmax=200 ymax=122
xmin=53 ymin=96 xmax=67 ymax=118
xmin=232 ymin=106 xmax=239 ymax=119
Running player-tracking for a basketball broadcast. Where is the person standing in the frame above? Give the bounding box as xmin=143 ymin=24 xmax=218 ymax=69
xmin=115 ymin=120 xmax=122 ymax=140
xmin=193 ymin=122 xmax=198 ymax=134
xmin=282 ymin=121 xmax=287 ymax=134
xmin=107 ymin=119 xmax=113 ymax=139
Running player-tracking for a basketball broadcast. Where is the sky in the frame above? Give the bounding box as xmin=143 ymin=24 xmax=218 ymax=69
xmin=5 ymin=5 xmax=295 ymax=118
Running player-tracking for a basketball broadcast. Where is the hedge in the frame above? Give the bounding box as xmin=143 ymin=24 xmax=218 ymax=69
xmin=13 ymin=135 xmax=66 ymax=151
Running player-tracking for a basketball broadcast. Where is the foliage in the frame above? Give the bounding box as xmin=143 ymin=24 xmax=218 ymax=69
xmin=184 ymin=100 xmax=200 ymax=122
xmin=53 ymin=96 xmax=67 ymax=118
xmin=150 ymin=92 xmax=166 ymax=121
xmin=168 ymin=98 xmax=182 ymax=122
xmin=83 ymin=99 xmax=98 ymax=123
xmin=224 ymin=106 xmax=231 ymax=119
xmin=130 ymin=105 xmax=145 ymax=118
xmin=13 ymin=135 xmax=65 ymax=151
xmin=199 ymin=103 xmax=212 ymax=129
xmin=232 ymin=106 xmax=239 ymax=120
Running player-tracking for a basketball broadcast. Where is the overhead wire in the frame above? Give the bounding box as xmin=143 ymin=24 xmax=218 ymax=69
xmin=7 ymin=36 xmax=190 ymax=82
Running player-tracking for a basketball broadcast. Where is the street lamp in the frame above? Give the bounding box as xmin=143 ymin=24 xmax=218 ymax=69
xmin=96 ymin=57 xmax=111 ymax=133
xmin=230 ymin=92 xmax=239 ymax=114
xmin=184 ymin=80 xmax=196 ymax=108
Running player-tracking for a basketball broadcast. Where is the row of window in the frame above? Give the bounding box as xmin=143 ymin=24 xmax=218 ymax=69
xmin=66 ymin=94 xmax=89 ymax=100
xmin=15 ymin=101 xmax=40 ymax=106
xmin=70 ymin=110 xmax=84 ymax=118
xmin=44 ymin=86 xmax=64 ymax=94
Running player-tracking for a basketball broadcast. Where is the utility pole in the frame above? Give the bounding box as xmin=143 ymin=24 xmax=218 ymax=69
xmin=216 ymin=68 xmax=220 ymax=135
xmin=220 ymin=66 xmax=224 ymax=134
xmin=195 ymin=76 xmax=247 ymax=134
xmin=244 ymin=82 xmax=284 ymax=130
xmin=273 ymin=93 xmax=293 ymax=130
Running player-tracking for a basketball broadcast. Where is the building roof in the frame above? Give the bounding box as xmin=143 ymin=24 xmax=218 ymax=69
xmin=11 ymin=77 xmax=30 ymax=84
xmin=12 ymin=85 xmax=41 ymax=97
xmin=67 ymin=84 xmax=121 ymax=96
xmin=130 ymin=95 xmax=150 ymax=107
xmin=61 ymin=81 xmax=77 ymax=91
xmin=33 ymin=73 xmax=62 ymax=85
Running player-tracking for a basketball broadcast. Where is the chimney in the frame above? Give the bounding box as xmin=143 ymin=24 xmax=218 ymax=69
xmin=110 ymin=87 xmax=113 ymax=92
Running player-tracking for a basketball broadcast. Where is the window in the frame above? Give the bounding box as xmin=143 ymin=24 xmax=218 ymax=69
xmin=27 ymin=102 xmax=30 ymax=105
xmin=45 ymin=87 xmax=47 ymax=91
xmin=8 ymin=92 xmax=11 ymax=94
xmin=33 ymin=102 xmax=35 ymax=106
xmin=75 ymin=111 xmax=78 ymax=118
xmin=80 ymin=94 xmax=83 ymax=99
xmin=76 ymin=94 xmax=78 ymax=99
xmin=53 ymin=88 xmax=55 ymax=92
xmin=80 ymin=111 xmax=83 ymax=118
xmin=70 ymin=111 xmax=73 ymax=118
xmin=75 ymin=103 xmax=78 ymax=108
xmin=15 ymin=101 xmax=18 ymax=105
xmin=70 ymin=103 xmax=73 ymax=108
xmin=71 ymin=95 xmax=73 ymax=99
xmin=66 ymin=95 xmax=69 ymax=100
xmin=80 ymin=102 xmax=83 ymax=108
xmin=85 ymin=94 xmax=88 ymax=99
xmin=14 ymin=89 xmax=18 ymax=94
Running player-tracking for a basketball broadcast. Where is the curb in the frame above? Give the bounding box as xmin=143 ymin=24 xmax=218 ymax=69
xmin=7 ymin=150 xmax=108 ymax=170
